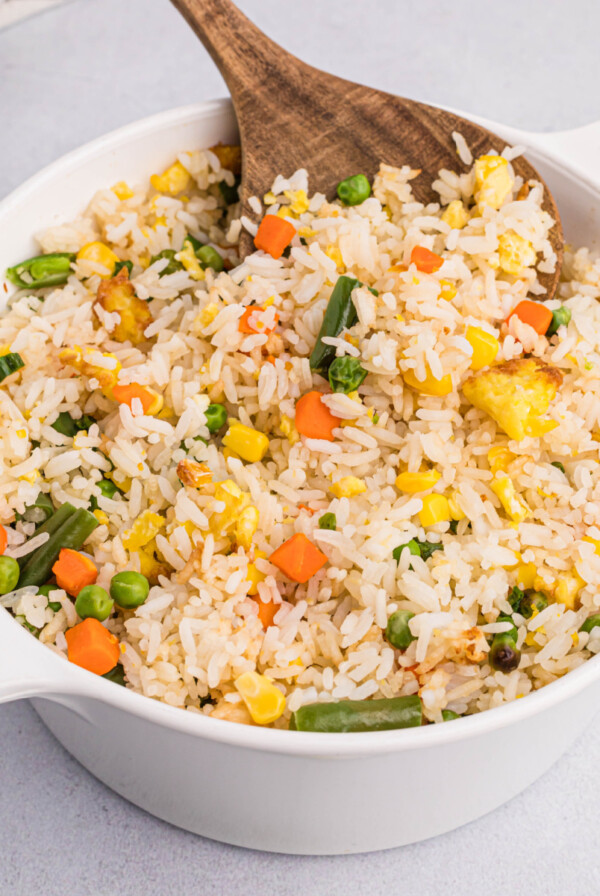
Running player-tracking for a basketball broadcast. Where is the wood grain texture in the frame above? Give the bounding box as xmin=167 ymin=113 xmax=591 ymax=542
xmin=170 ymin=0 xmax=562 ymax=294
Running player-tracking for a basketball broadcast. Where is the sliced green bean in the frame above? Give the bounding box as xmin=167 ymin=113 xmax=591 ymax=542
xmin=441 ymin=709 xmax=460 ymax=722
xmin=18 ymin=508 xmax=99 ymax=588
xmin=292 ymin=695 xmax=422 ymax=732
xmin=150 ymin=249 xmax=182 ymax=275
xmin=15 ymin=492 xmax=54 ymax=526
xmin=6 ymin=253 xmax=75 ymax=290
xmin=17 ymin=503 xmax=76 ymax=568
xmin=309 ymin=276 xmax=360 ymax=375
xmin=51 ymin=411 xmax=96 ymax=438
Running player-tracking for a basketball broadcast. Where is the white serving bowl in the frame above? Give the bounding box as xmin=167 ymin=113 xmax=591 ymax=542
xmin=1 ymin=98 xmax=600 ymax=855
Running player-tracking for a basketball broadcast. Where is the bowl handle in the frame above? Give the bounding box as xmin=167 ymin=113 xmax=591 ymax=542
xmin=527 ymin=121 xmax=600 ymax=184
xmin=0 ymin=608 xmax=77 ymax=704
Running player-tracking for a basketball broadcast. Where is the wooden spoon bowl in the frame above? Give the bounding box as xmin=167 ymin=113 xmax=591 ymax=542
xmin=171 ymin=0 xmax=562 ymax=295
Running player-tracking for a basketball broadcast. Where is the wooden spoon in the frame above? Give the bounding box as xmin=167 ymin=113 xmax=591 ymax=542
xmin=171 ymin=0 xmax=562 ymax=293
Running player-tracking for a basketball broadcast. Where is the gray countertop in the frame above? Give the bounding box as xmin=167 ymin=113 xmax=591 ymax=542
xmin=2 ymin=1 xmax=600 ymax=892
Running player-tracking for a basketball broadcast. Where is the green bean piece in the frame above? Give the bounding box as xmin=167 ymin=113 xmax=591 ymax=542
xmin=18 ymin=508 xmax=99 ymax=588
xmin=113 ymin=260 xmax=133 ymax=276
xmin=309 ymin=276 xmax=360 ymax=375
xmin=0 ymin=556 xmax=20 ymax=594
xmin=489 ymin=633 xmax=521 ymax=672
xmin=75 ymin=585 xmax=114 ymax=621
xmin=150 ymin=249 xmax=182 ymax=276
xmin=197 ymin=245 xmax=224 ymax=272
xmin=90 ymin=477 xmax=122 ymax=511
xmin=51 ymin=411 xmax=96 ymax=438
xmin=205 ymin=403 xmax=227 ymax=433
xmin=508 ymin=585 xmax=524 ymax=613
xmin=336 ymin=174 xmax=371 ymax=206
xmin=441 ymin=709 xmax=460 ymax=722
xmin=328 ymin=356 xmax=368 ymax=394
xmin=218 ymin=175 xmax=241 ymax=206
xmin=580 ymin=614 xmax=600 ymax=634
xmin=292 ymin=695 xmax=422 ymax=733
xmin=0 ymin=352 xmax=24 ymax=383
xmin=6 ymin=252 xmax=74 ymax=290
xmin=17 ymin=502 xmax=77 ymax=567
xmin=519 ymin=591 xmax=548 ymax=619
xmin=551 ymin=461 xmax=565 ymax=474
xmin=385 ymin=610 xmax=416 ymax=650
xmin=110 ymin=571 xmax=150 ymax=609
xmin=15 ymin=492 xmax=54 ymax=525
xmin=546 ymin=306 xmax=572 ymax=337
xmin=102 ymin=664 xmax=127 ymax=686
xmin=318 ymin=512 xmax=337 ymax=530
xmin=392 ymin=539 xmax=421 ymax=563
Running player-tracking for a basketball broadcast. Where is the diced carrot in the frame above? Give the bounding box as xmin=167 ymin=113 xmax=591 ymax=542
xmin=295 ymin=391 xmax=341 ymax=441
xmin=269 ymin=532 xmax=327 ymax=583
xmin=52 ymin=548 xmax=98 ymax=597
xmin=298 ymin=503 xmax=314 ymax=516
xmin=238 ymin=305 xmax=279 ymax=334
xmin=65 ymin=617 xmax=120 ymax=675
xmin=506 ymin=300 xmax=553 ymax=335
xmin=410 ymin=246 xmax=444 ymax=274
xmin=112 ymin=382 xmax=162 ymax=415
xmin=254 ymin=215 xmax=296 ymax=259
xmin=0 ymin=525 xmax=7 ymax=556
xmin=253 ymin=596 xmax=278 ymax=630
xmin=265 ymin=355 xmax=276 ymax=365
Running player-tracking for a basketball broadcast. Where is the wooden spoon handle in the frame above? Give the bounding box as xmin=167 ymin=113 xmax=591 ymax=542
xmin=170 ymin=0 xmax=292 ymax=102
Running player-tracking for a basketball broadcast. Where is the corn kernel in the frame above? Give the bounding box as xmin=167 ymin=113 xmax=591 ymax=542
xmin=235 ymin=505 xmax=259 ymax=549
xmin=111 ymin=181 xmax=134 ymax=200
xmin=474 ymin=154 xmax=513 ymax=211
xmin=403 ymin=366 xmax=452 ymax=397
xmin=329 ymin=476 xmax=367 ymax=499
xmin=498 ymin=231 xmax=536 ymax=276
xmin=439 ymin=280 xmax=457 ymax=301
xmin=93 ymin=509 xmax=109 ymax=526
xmin=150 ymin=161 xmax=191 ymax=195
xmin=448 ymin=490 xmax=466 ymax=521
xmin=16 ymin=429 xmax=26 ymax=439
xmin=491 ymin=474 xmax=531 ymax=523
xmin=441 ymin=200 xmax=469 ymax=229
xmin=76 ymin=241 xmax=120 ymax=278
xmin=234 ymin=670 xmax=286 ymax=724
xmin=583 ymin=536 xmax=600 ymax=556
xmin=395 ymin=469 xmax=440 ymax=494
xmin=465 ymin=326 xmax=499 ymax=370
xmin=418 ymin=494 xmax=450 ymax=527
xmin=246 ymin=549 xmax=267 ymax=596
xmin=222 ymin=422 xmax=269 ymax=463
xmin=123 ymin=511 xmax=165 ymax=551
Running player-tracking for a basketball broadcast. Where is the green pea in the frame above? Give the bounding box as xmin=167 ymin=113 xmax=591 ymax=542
xmin=580 ymin=614 xmax=600 ymax=634
xmin=196 ymin=245 xmax=224 ymax=272
xmin=318 ymin=512 xmax=337 ymax=530
xmin=75 ymin=585 xmax=114 ymax=621
xmin=110 ymin=571 xmax=150 ymax=608
xmin=441 ymin=709 xmax=460 ymax=722
xmin=546 ymin=306 xmax=572 ymax=336
xmin=98 ymin=479 xmax=120 ymax=499
xmin=385 ymin=610 xmax=416 ymax=650
xmin=205 ymin=403 xmax=227 ymax=433
xmin=0 ymin=556 xmax=20 ymax=595
xmin=489 ymin=633 xmax=521 ymax=672
xmin=336 ymin=174 xmax=371 ymax=206
xmin=328 ymin=356 xmax=368 ymax=394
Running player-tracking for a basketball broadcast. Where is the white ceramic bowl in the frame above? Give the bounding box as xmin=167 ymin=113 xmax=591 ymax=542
xmin=1 ymin=99 xmax=600 ymax=855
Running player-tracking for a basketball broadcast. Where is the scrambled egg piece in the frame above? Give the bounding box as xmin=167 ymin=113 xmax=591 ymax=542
xmin=474 ymin=155 xmax=513 ymax=211
xmin=59 ymin=345 xmax=122 ymax=396
xmin=123 ymin=511 xmax=165 ymax=551
xmin=498 ymin=231 xmax=536 ymax=275
xmin=491 ymin=474 xmax=532 ymax=523
xmin=176 ymin=459 xmax=212 ymax=489
xmin=150 ymin=161 xmax=191 ymax=195
xmin=279 ymin=414 xmax=299 ymax=445
xmin=462 ymin=358 xmax=562 ymax=441
xmin=209 ymin=144 xmax=242 ymax=175
xmin=441 ymin=200 xmax=469 ymax=229
xmin=535 ymin=570 xmax=585 ymax=611
xmin=95 ymin=268 xmax=153 ymax=344
xmin=329 ymin=476 xmax=367 ymax=498
xmin=284 ymin=189 xmax=310 ymax=215
xmin=210 ymin=479 xmax=259 ymax=548
xmin=176 ymin=242 xmax=205 ymax=281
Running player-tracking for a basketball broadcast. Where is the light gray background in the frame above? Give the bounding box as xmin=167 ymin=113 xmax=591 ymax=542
xmin=1 ymin=1 xmax=600 ymax=893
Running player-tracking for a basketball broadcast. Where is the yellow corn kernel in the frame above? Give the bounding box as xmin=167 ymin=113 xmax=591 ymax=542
xmin=448 ymin=491 xmax=466 ymax=521
xmin=76 ymin=242 xmax=120 ymax=278
xmin=222 ymin=447 xmax=240 ymax=462
xmin=441 ymin=200 xmax=469 ymax=229
xmin=487 ymin=446 xmax=514 ymax=474
xmin=111 ymin=181 xmax=134 ymax=200
xmin=176 ymin=243 xmax=205 ymax=281
xmin=572 ymin=632 xmax=580 ymax=647
xmin=329 ymin=476 xmax=367 ymax=499
xmin=403 ymin=366 xmax=452 ymax=397
xmin=246 ymin=549 xmax=267 ymax=596
xmin=515 ymin=562 xmax=537 ymax=590
xmin=498 ymin=231 xmax=536 ymax=275
xmin=93 ymin=509 xmax=109 ymax=526
xmin=279 ymin=414 xmax=299 ymax=445
xmin=465 ymin=326 xmax=499 ymax=371
xmin=284 ymin=189 xmax=309 ymax=215
xmin=16 ymin=429 xmax=26 ymax=439
xmin=325 ymin=244 xmax=344 ymax=270
xmin=235 ymin=505 xmax=259 ymax=549
xmin=418 ymin=494 xmax=451 ymax=527
xmin=235 ymin=671 xmax=285 ymax=725
xmin=439 ymin=280 xmax=457 ymax=301
xmin=263 ymin=191 xmax=277 ymax=206
xmin=583 ymin=536 xmax=600 ymax=556
xmin=222 ymin=423 xmax=269 ymax=463
xmin=395 ymin=469 xmax=441 ymax=494
xmin=491 ymin=474 xmax=531 ymax=523
xmin=150 ymin=161 xmax=191 ymax=195
xmin=123 ymin=510 xmax=165 ymax=551
xmin=474 ymin=154 xmax=513 ymax=211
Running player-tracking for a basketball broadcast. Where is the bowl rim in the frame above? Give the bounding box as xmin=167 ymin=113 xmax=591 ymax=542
xmin=2 ymin=98 xmax=600 ymax=757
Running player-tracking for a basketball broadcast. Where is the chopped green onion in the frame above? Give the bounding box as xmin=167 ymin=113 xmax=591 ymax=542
xmin=546 ymin=306 xmax=572 ymax=336
xmin=551 ymin=461 xmax=565 ymax=474
xmin=113 ymin=260 xmax=133 ymax=276
xmin=150 ymin=249 xmax=182 ymax=275
xmin=51 ymin=411 xmax=96 ymax=438
xmin=328 ymin=356 xmax=367 ymax=394
xmin=0 ymin=352 xmax=24 ymax=383
xmin=318 ymin=512 xmax=337 ymax=530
